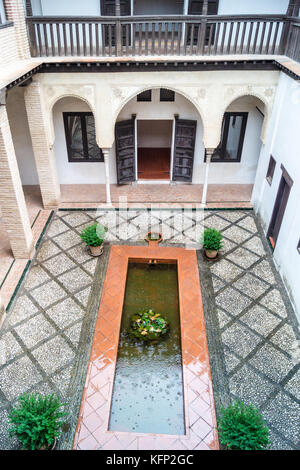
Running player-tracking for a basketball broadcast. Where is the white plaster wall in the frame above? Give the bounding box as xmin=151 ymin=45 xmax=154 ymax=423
xmin=253 ymin=72 xmax=300 ymax=321
xmin=6 ymin=87 xmax=39 ymax=185
xmin=137 ymin=120 xmax=173 ymax=148
xmin=39 ymin=0 xmax=100 ymax=16
xmin=218 ymin=0 xmax=289 ymax=15
xmin=52 ymin=97 xmax=115 ymax=184
xmin=32 ymin=0 xmax=289 ymax=16
xmin=208 ymin=96 xmax=264 ymax=185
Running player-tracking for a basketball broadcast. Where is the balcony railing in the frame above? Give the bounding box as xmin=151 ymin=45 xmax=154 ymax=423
xmin=26 ymin=14 xmax=298 ymax=60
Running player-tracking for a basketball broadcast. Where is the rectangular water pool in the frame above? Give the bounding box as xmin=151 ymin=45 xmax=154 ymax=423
xmin=109 ymin=260 xmax=185 ymax=435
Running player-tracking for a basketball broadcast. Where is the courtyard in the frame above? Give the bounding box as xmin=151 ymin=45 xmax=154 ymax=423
xmin=0 ymin=208 xmax=299 ymax=450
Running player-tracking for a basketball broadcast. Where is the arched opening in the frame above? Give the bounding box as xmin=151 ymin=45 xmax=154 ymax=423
xmin=52 ymin=96 xmax=108 ymax=201
xmin=208 ymin=95 xmax=266 ymax=203
xmin=115 ymin=87 xmax=204 ymax=185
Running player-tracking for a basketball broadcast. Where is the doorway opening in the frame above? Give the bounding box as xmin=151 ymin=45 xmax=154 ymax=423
xmin=137 ymin=120 xmax=173 ymax=181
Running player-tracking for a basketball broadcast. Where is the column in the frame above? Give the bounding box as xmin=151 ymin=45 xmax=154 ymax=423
xmin=24 ymin=82 xmax=61 ymax=209
xmin=4 ymin=0 xmax=30 ymax=59
xmin=0 ymin=106 xmax=34 ymax=258
xmin=201 ymin=148 xmax=213 ymax=205
xmin=102 ymin=148 xmax=112 ymax=205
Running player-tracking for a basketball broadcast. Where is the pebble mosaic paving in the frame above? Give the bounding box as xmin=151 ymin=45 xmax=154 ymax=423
xmin=0 ymin=208 xmax=299 ymax=450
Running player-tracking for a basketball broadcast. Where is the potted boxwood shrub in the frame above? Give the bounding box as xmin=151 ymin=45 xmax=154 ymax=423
xmin=218 ymin=400 xmax=270 ymax=450
xmin=201 ymin=227 xmax=223 ymax=259
xmin=80 ymin=223 xmax=107 ymax=257
xmin=9 ymin=393 xmax=67 ymax=450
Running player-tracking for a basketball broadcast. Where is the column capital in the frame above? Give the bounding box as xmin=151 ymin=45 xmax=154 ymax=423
xmin=205 ymin=148 xmax=214 ymax=163
xmin=102 ymin=148 xmax=111 ymax=157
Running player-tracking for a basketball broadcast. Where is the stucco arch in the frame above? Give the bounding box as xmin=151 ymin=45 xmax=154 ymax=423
xmin=47 ymin=92 xmax=97 ymax=147
xmin=214 ymin=90 xmax=272 ymax=147
xmin=112 ymin=85 xmax=206 ymax=144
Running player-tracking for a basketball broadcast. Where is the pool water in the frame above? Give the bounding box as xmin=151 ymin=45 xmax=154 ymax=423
xmin=109 ymin=261 xmax=185 ymax=435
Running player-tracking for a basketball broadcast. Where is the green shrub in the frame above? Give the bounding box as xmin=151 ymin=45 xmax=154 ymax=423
xmin=9 ymin=393 xmax=67 ymax=450
xmin=201 ymin=227 xmax=223 ymax=251
xmin=218 ymin=400 xmax=270 ymax=450
xmin=80 ymin=223 xmax=107 ymax=247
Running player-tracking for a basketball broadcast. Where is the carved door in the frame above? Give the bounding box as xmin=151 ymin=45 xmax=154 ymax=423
xmin=172 ymin=118 xmax=197 ymax=182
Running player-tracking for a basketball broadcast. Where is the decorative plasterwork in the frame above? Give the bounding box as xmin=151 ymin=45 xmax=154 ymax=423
xmin=45 ymin=84 xmax=96 ymax=145
xmin=216 ymin=84 xmax=277 ymax=145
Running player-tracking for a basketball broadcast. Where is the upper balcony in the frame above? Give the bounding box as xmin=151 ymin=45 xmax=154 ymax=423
xmin=24 ymin=1 xmax=300 ymax=64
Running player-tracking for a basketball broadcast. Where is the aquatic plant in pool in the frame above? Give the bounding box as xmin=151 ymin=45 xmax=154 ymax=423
xmin=130 ymin=309 xmax=169 ymax=341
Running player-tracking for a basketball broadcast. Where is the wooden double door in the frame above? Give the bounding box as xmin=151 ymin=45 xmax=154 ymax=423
xmin=115 ymin=117 xmax=197 ymax=184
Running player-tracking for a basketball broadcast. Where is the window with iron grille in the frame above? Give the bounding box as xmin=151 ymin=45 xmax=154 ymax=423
xmin=137 ymin=90 xmax=152 ymax=102
xmin=266 ymin=155 xmax=276 ymax=185
xmin=63 ymin=112 xmax=104 ymax=162
xmin=160 ymin=89 xmax=175 ymax=102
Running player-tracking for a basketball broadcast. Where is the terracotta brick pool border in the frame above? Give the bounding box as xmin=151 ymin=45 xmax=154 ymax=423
xmin=73 ymin=245 xmax=219 ymax=450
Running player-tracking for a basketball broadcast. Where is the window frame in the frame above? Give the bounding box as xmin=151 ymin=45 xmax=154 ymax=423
xmin=266 ymin=155 xmax=276 ymax=186
xmin=137 ymin=90 xmax=152 ymax=102
xmin=160 ymin=88 xmax=175 ymax=102
xmin=63 ymin=112 xmax=104 ymax=163
xmin=209 ymin=112 xmax=248 ymax=163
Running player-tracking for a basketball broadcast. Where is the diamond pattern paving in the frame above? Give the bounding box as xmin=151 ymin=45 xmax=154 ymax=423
xmin=0 ymin=208 xmax=299 ymax=450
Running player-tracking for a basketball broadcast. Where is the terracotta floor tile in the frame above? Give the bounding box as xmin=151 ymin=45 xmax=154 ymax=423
xmin=77 ymin=433 xmax=99 ymax=450
xmin=87 ymin=391 xmax=106 ymax=411
xmin=191 ymin=417 xmax=212 ymax=440
xmin=83 ymin=411 xmax=104 ymax=434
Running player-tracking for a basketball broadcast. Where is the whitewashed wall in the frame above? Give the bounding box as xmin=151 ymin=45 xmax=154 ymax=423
xmin=52 ymin=97 xmax=113 ymax=184
xmin=218 ymin=0 xmax=289 ymax=15
xmin=31 ymin=0 xmax=289 ymax=16
xmin=253 ymin=72 xmax=300 ymax=321
xmin=137 ymin=120 xmax=173 ymax=148
xmin=6 ymin=87 xmax=39 ymax=185
xmin=209 ymin=96 xmax=264 ymax=185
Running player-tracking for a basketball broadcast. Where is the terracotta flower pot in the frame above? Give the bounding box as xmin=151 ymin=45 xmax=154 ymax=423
xmin=145 ymin=232 xmax=163 ymax=245
xmin=90 ymin=244 xmax=104 ymax=257
xmin=205 ymin=249 xmax=218 ymax=259
xmin=40 ymin=437 xmax=57 ymax=450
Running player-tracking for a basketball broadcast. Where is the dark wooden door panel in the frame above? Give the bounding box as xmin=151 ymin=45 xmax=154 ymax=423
xmin=172 ymin=119 xmax=197 ymax=182
xmin=115 ymin=118 xmax=136 ymax=184
xmin=188 ymin=0 xmax=219 ymax=15
xmin=101 ymin=0 xmax=130 ymax=15
xmin=268 ymin=169 xmax=293 ymax=247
